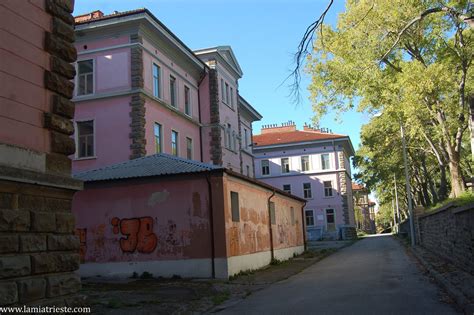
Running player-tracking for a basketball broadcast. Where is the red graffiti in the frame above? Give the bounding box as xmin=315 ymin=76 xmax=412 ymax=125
xmin=111 ymin=217 xmax=158 ymax=254
xmin=75 ymin=228 xmax=87 ymax=262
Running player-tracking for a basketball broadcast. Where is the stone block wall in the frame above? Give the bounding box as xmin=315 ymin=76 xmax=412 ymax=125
xmin=418 ymin=204 xmax=474 ymax=274
xmin=0 ymin=0 xmax=82 ymax=306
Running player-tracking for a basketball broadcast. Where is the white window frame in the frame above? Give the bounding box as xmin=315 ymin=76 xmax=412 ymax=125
xmin=261 ymin=159 xmax=270 ymax=176
xmin=184 ymin=85 xmax=191 ymax=116
xmin=171 ymin=130 xmax=179 ymax=156
xmin=186 ymin=136 xmax=193 ymax=160
xmin=283 ymin=184 xmax=291 ymax=194
xmin=321 ymin=153 xmax=331 ymax=170
xmin=301 ymin=155 xmax=310 ymax=172
xmin=152 ymin=63 xmax=162 ymax=99
xmin=76 ymin=59 xmax=95 ymax=96
xmin=154 ymin=122 xmax=162 ymax=154
xmin=169 ymin=75 xmax=177 ymax=107
xmin=325 ymin=208 xmax=336 ymax=230
xmin=324 ymin=180 xmax=333 ymax=197
xmin=281 ymin=158 xmax=290 ymax=174
xmin=303 ymin=182 xmax=312 ymax=199
xmin=74 ymin=119 xmax=96 ymax=160
xmin=305 ymin=209 xmax=315 ymax=226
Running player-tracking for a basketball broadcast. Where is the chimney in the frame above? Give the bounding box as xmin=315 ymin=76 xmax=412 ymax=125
xmin=74 ymin=10 xmax=104 ymax=23
xmin=261 ymin=121 xmax=296 ymax=134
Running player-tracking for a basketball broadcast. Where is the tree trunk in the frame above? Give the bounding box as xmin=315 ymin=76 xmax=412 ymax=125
xmin=449 ymin=159 xmax=465 ymax=198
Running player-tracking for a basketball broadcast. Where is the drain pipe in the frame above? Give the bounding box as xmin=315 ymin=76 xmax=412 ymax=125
xmin=301 ymin=201 xmax=307 ymax=251
xmin=267 ymin=189 xmax=276 ymax=261
xmin=205 ymin=174 xmax=216 ymax=278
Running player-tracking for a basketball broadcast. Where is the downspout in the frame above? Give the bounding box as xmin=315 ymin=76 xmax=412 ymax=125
xmin=267 ymin=189 xmax=276 ymax=261
xmin=197 ymin=68 xmax=208 ymax=163
xmin=205 ymin=173 xmax=216 ymax=278
xmin=301 ymin=201 xmax=307 ymax=252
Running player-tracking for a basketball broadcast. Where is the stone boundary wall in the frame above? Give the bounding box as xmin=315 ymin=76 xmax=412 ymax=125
xmin=417 ymin=203 xmax=474 ymax=275
xmin=0 ymin=0 xmax=82 ymax=306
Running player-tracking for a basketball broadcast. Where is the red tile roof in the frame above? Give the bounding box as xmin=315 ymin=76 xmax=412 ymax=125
xmin=74 ymin=9 xmax=146 ymax=25
xmin=352 ymin=182 xmax=366 ymax=191
xmin=253 ymin=130 xmax=346 ymax=147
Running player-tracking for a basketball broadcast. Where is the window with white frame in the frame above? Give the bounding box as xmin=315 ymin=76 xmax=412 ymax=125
xmin=321 ymin=153 xmax=330 ymax=170
xmin=281 ymin=158 xmax=290 ymax=173
xmin=324 ymin=181 xmax=333 ymax=197
xmin=283 ymin=184 xmax=291 ymax=194
xmin=170 ymin=75 xmax=177 ymax=107
xmin=153 ymin=64 xmax=161 ymax=98
xmin=171 ymin=130 xmax=178 ymax=156
xmin=303 ymin=182 xmax=312 ymax=199
xmin=305 ymin=210 xmax=315 ymax=226
xmin=301 ymin=155 xmax=310 ymax=171
xmin=186 ymin=137 xmax=192 ymax=159
xmin=261 ymin=160 xmax=270 ymax=175
xmin=154 ymin=123 xmax=162 ymax=153
xmin=76 ymin=120 xmax=94 ymax=158
xmin=77 ymin=60 xmax=93 ymax=96
xmin=184 ymin=85 xmax=191 ymax=116
xmin=230 ymin=87 xmax=234 ymax=107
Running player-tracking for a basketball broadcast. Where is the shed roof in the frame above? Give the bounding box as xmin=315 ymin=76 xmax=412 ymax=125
xmin=74 ymin=154 xmax=222 ymax=182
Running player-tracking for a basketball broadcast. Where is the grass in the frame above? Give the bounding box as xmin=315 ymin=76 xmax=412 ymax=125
xmin=211 ymin=290 xmax=230 ymax=305
xmin=426 ymin=191 xmax=474 ymax=213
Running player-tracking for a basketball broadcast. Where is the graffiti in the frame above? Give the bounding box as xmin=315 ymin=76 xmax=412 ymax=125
xmin=165 ymin=220 xmax=178 ymax=245
xmin=111 ymin=217 xmax=158 ymax=254
xmin=75 ymin=228 xmax=87 ymax=262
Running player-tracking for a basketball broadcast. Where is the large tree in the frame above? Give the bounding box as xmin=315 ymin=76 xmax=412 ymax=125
xmin=305 ymin=0 xmax=473 ymax=197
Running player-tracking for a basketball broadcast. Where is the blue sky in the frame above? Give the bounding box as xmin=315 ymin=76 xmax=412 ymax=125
xmin=74 ymin=0 xmax=369 ymax=157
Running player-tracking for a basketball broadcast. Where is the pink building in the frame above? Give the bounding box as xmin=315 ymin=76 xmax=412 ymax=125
xmin=253 ymin=122 xmax=356 ymax=240
xmin=72 ymin=9 xmax=261 ymax=176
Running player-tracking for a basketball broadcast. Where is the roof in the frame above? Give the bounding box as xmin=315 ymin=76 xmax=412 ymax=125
xmin=194 ymin=46 xmax=243 ymax=78
xmin=253 ymin=130 xmax=347 ymax=147
xmin=352 ymin=182 xmax=366 ymax=191
xmin=74 ymin=154 xmax=222 ymax=182
xmin=239 ymin=96 xmax=262 ymax=121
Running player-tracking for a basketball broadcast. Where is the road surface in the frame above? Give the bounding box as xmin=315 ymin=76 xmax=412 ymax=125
xmin=220 ymin=234 xmax=458 ymax=314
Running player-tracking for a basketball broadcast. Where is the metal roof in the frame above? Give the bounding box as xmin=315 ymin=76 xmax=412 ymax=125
xmin=74 ymin=154 xmax=222 ymax=182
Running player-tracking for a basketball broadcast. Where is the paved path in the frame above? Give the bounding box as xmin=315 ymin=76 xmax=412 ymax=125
xmin=220 ymin=234 xmax=458 ymax=314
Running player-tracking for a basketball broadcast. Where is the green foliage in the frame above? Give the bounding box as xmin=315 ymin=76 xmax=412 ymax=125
xmin=306 ymin=0 xmax=473 ymax=205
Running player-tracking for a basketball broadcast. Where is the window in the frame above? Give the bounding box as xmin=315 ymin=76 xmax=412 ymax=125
xmin=269 ymin=201 xmax=276 ymax=224
xmin=77 ymin=120 xmax=94 ymax=158
xmin=154 ymin=123 xmax=162 ymax=153
xmin=231 ymin=191 xmax=240 ymax=222
xmin=171 ymin=130 xmax=178 ymax=156
xmin=301 ymin=156 xmax=310 ymax=172
xmin=291 ymin=207 xmax=295 ymax=225
xmin=243 ymin=128 xmax=248 ymax=149
xmin=305 ymin=210 xmax=315 ymax=226
xmin=186 ymin=137 xmax=192 ymax=159
xmin=77 ymin=60 xmax=93 ymax=96
xmin=170 ymin=75 xmax=177 ymax=107
xmin=225 ymin=82 xmax=229 ymax=104
xmin=303 ymin=183 xmax=312 ymax=199
xmin=321 ymin=153 xmax=330 ymax=170
xmin=221 ymin=79 xmax=225 ymax=101
xmin=184 ymin=86 xmax=191 ymax=115
xmin=226 ymin=124 xmax=232 ymax=149
xmin=281 ymin=158 xmax=290 ymax=173
xmin=246 ymin=165 xmax=250 ymax=176
xmin=283 ymin=184 xmax=291 ymax=194
xmin=324 ymin=181 xmax=333 ymax=197
xmin=153 ymin=64 xmax=161 ymax=98
xmin=230 ymin=87 xmax=234 ymax=107
xmin=261 ymin=160 xmax=270 ymax=175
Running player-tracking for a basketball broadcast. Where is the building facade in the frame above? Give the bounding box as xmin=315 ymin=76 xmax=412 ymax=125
xmin=72 ymin=10 xmax=261 ymax=176
xmin=352 ymin=183 xmax=376 ymax=234
xmin=253 ymin=122 xmax=356 ymax=240
xmin=0 ymin=0 xmax=82 ymax=307
xmin=72 ymin=154 xmax=305 ymax=279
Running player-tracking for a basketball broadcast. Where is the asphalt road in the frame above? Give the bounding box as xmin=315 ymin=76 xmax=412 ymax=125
xmin=220 ymin=234 xmax=458 ymax=315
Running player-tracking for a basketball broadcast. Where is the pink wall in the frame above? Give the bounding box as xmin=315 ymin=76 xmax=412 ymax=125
xmin=144 ymin=99 xmax=201 ymax=160
xmin=0 ymin=0 xmax=51 ymax=152
xmin=75 ymin=35 xmax=130 ymax=53
xmin=73 ymin=176 xmax=212 ymax=263
xmin=72 ymin=96 xmax=132 ymax=173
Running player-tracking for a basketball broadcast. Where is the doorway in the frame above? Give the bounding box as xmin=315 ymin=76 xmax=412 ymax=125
xmin=326 ymin=209 xmax=336 ymax=232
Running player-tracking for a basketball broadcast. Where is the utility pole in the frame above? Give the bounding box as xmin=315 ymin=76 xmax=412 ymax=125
xmin=400 ymin=123 xmax=415 ymax=246
xmin=394 ymin=174 xmax=401 ymax=227
xmin=391 ymin=198 xmax=397 ymax=234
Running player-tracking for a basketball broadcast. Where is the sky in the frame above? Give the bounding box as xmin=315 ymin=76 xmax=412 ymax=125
xmin=74 ymin=0 xmax=370 ymax=167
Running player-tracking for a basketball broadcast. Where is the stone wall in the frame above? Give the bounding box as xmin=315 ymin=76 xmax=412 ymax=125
xmin=208 ymin=67 xmax=222 ymax=165
xmin=417 ymin=203 xmax=474 ymax=274
xmin=0 ymin=0 xmax=82 ymax=306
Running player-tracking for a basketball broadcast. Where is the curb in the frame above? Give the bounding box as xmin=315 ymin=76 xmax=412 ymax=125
xmin=408 ymin=245 xmax=474 ymax=315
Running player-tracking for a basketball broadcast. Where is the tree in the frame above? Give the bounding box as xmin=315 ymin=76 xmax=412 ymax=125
xmin=304 ymin=0 xmax=473 ymax=197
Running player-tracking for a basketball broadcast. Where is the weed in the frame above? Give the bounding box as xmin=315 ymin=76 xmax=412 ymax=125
xmin=212 ymin=290 xmax=230 ymax=305
xmin=270 ymin=258 xmax=282 ymax=265
xmin=171 ymin=274 xmax=182 ymax=280
xmin=140 ymin=271 xmax=153 ymax=279
xmin=131 ymin=271 xmax=138 ymax=279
